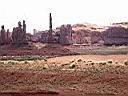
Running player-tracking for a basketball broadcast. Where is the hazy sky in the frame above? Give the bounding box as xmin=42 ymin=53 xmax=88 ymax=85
xmin=0 ymin=0 xmax=128 ymax=33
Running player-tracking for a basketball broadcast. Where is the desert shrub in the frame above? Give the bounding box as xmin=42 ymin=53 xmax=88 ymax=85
xmin=99 ymin=62 xmax=107 ymax=65
xmin=102 ymin=62 xmax=107 ymax=65
xmin=14 ymin=56 xmax=46 ymax=61
xmin=0 ymin=56 xmax=12 ymax=61
xmin=24 ymin=60 xmax=29 ymax=64
xmin=107 ymin=60 xmax=113 ymax=64
xmin=124 ymin=60 xmax=128 ymax=66
xmin=69 ymin=64 xmax=76 ymax=69
xmin=43 ymin=67 xmax=47 ymax=69
xmin=83 ymin=61 xmax=86 ymax=63
xmin=43 ymin=58 xmax=47 ymax=62
xmin=70 ymin=59 xmax=75 ymax=63
xmin=0 ymin=61 xmax=4 ymax=64
xmin=61 ymin=63 xmax=68 ymax=67
xmin=77 ymin=59 xmax=82 ymax=62
xmin=87 ymin=60 xmax=93 ymax=63
xmin=90 ymin=62 xmax=95 ymax=65
xmin=0 ymin=56 xmax=47 ymax=61
xmin=8 ymin=61 xmax=16 ymax=65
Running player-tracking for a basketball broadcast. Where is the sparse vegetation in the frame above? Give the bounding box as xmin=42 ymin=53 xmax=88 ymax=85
xmin=0 ymin=61 xmax=5 ymax=64
xmin=71 ymin=59 xmax=75 ymax=63
xmin=0 ymin=54 xmax=127 ymax=96
xmin=0 ymin=56 xmax=47 ymax=61
xmin=43 ymin=58 xmax=48 ymax=62
xmin=107 ymin=60 xmax=113 ymax=64
xmin=72 ymin=46 xmax=128 ymax=55
xmin=7 ymin=61 xmax=17 ymax=65
xmin=124 ymin=60 xmax=128 ymax=66
xmin=99 ymin=62 xmax=107 ymax=65
xmin=69 ymin=64 xmax=76 ymax=69
xmin=90 ymin=62 xmax=95 ymax=65
xmin=77 ymin=58 xmax=82 ymax=62
xmin=24 ymin=60 xmax=29 ymax=64
xmin=42 ymin=66 xmax=47 ymax=69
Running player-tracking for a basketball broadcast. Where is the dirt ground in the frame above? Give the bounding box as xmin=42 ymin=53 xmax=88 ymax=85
xmin=0 ymin=44 xmax=76 ymax=57
xmin=0 ymin=44 xmax=128 ymax=96
xmin=0 ymin=55 xmax=128 ymax=96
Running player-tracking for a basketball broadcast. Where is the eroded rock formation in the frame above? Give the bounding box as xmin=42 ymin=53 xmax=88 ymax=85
xmin=103 ymin=26 xmax=128 ymax=45
xmin=0 ymin=25 xmax=6 ymax=45
xmin=59 ymin=24 xmax=73 ymax=45
xmin=12 ymin=20 xmax=27 ymax=45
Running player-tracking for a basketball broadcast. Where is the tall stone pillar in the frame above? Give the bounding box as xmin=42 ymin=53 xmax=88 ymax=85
xmin=6 ymin=29 xmax=9 ymax=39
xmin=6 ymin=29 xmax=10 ymax=44
xmin=17 ymin=21 xmax=22 ymax=44
xmin=23 ymin=20 xmax=26 ymax=43
xmin=0 ymin=25 xmax=6 ymax=45
xmin=12 ymin=27 xmax=16 ymax=44
xmin=48 ymin=13 xmax=53 ymax=43
xmin=23 ymin=20 xmax=26 ymax=33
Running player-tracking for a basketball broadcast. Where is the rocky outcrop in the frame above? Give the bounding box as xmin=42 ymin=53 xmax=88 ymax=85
xmin=59 ymin=24 xmax=73 ymax=45
xmin=103 ymin=26 xmax=128 ymax=45
xmin=72 ymin=23 xmax=128 ymax=45
xmin=0 ymin=26 xmax=11 ymax=45
xmin=0 ymin=25 xmax=6 ymax=45
xmin=12 ymin=20 xmax=27 ymax=45
xmin=72 ymin=23 xmax=103 ymax=45
xmin=37 ymin=22 xmax=128 ymax=46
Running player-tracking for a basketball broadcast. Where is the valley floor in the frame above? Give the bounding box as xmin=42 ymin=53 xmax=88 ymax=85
xmin=0 ymin=55 xmax=128 ymax=96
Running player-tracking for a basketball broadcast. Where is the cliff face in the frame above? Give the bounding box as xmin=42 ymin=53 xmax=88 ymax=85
xmin=72 ymin=23 xmax=104 ymax=44
xmin=103 ymin=26 xmax=128 ymax=45
xmin=34 ymin=22 xmax=128 ymax=45
xmin=72 ymin=22 xmax=128 ymax=45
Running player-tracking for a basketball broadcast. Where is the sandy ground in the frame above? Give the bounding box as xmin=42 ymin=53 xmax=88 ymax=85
xmin=47 ymin=55 xmax=128 ymax=64
xmin=0 ymin=55 xmax=128 ymax=96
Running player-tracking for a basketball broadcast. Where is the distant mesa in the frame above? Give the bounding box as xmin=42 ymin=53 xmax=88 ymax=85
xmin=37 ymin=21 xmax=128 ymax=46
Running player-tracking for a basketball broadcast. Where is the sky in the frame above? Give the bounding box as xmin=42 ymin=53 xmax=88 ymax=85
xmin=0 ymin=0 xmax=128 ymax=33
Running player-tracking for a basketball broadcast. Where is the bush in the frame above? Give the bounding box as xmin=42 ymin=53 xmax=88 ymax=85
xmin=124 ymin=60 xmax=128 ymax=65
xmin=99 ymin=61 xmax=107 ymax=65
xmin=44 ymin=58 xmax=47 ymax=62
xmin=77 ymin=59 xmax=83 ymax=62
xmin=83 ymin=61 xmax=86 ymax=63
xmin=0 ymin=61 xmax=4 ymax=64
xmin=69 ymin=64 xmax=76 ymax=69
xmin=24 ymin=60 xmax=29 ymax=64
xmin=71 ymin=60 xmax=75 ymax=63
xmin=43 ymin=67 xmax=47 ymax=69
xmin=102 ymin=62 xmax=107 ymax=65
xmin=87 ymin=60 xmax=92 ymax=63
xmin=8 ymin=61 xmax=16 ymax=65
xmin=90 ymin=62 xmax=95 ymax=65
xmin=107 ymin=60 xmax=113 ymax=64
